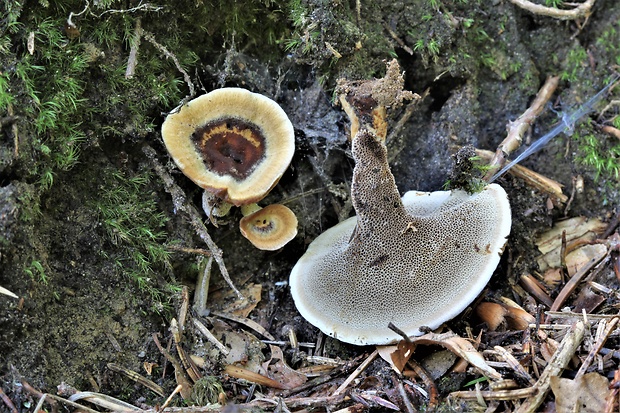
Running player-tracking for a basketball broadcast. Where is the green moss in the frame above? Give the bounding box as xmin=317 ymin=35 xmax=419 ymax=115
xmin=573 ymin=128 xmax=620 ymax=181
xmin=95 ymin=169 xmax=180 ymax=314
xmin=560 ymin=46 xmax=588 ymax=82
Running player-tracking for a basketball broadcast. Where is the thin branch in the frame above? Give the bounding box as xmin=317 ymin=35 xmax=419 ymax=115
xmin=125 ymin=18 xmax=142 ymax=79
xmin=484 ymin=76 xmax=559 ymax=181
xmin=143 ymin=145 xmax=242 ymax=298
xmin=508 ymin=0 xmax=595 ymax=20
xmin=515 ymin=321 xmax=586 ymax=413
xmin=143 ymin=31 xmax=195 ymax=97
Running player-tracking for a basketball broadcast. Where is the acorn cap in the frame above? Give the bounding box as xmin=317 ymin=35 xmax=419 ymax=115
xmin=161 ymin=88 xmax=295 ymax=206
xmin=239 ymin=204 xmax=298 ymax=251
xmin=289 ymin=183 xmax=511 ymax=345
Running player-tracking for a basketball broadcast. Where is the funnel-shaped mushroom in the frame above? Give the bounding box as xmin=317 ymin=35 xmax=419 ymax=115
xmin=161 ymin=88 xmax=295 ymax=206
xmin=240 ymin=204 xmax=298 ymax=251
xmin=290 ymin=128 xmax=511 ymax=345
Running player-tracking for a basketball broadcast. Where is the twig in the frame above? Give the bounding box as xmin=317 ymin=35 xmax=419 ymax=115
xmin=161 ymin=385 xmax=184 ymax=410
xmin=515 ymin=321 xmax=586 ymax=413
xmin=143 ymin=145 xmax=242 ymax=298
xmin=397 ymin=376 xmax=416 ymax=413
xmin=450 ymin=387 xmax=536 ymax=400
xmin=407 ymin=359 xmax=439 ymax=409
xmin=601 ymin=125 xmax=620 ymax=140
xmin=21 ymin=380 xmax=99 ymax=413
xmin=493 ymin=346 xmax=536 ymax=385
xmin=279 ymin=354 xmax=366 ymax=398
xmin=489 ymin=75 xmax=620 ymax=182
xmin=166 ymin=245 xmax=212 ymax=256
xmin=152 ymin=333 xmax=194 ymax=399
xmin=508 ymin=0 xmax=595 ymax=20
xmin=193 ymin=318 xmax=230 ymax=355
xmin=107 ymin=362 xmax=165 ymax=397
xmin=170 ymin=318 xmax=202 ymax=382
xmin=95 ymin=1 xmax=164 ymax=17
xmin=211 ymin=310 xmax=275 ymax=340
xmin=547 ymin=251 xmax=610 ymax=317
xmin=333 ymin=350 xmax=378 ymax=396
xmin=0 ymin=387 xmax=17 ymax=413
xmin=575 ymin=317 xmax=620 ymax=378
xmin=125 ymin=18 xmax=142 ymax=79
xmin=476 ymin=149 xmax=567 ymax=203
xmin=143 ymin=32 xmax=195 ymax=97
xmin=383 ymin=22 xmax=413 ymax=55
xmin=484 ymin=76 xmax=559 ymax=181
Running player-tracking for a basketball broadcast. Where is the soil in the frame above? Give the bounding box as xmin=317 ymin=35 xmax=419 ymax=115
xmin=1 ymin=0 xmax=619 ymax=412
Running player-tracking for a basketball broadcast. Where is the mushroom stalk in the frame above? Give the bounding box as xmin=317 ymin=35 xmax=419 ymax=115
xmin=289 ymin=60 xmax=511 ymax=345
xmin=193 ymin=256 xmax=213 ymax=316
xmin=349 ymin=127 xmax=411 ymax=248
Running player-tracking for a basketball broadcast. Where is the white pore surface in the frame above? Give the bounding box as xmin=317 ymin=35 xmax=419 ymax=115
xmin=289 ymin=184 xmax=511 ymax=345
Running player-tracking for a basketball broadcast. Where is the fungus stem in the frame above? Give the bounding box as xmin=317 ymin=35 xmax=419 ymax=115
xmin=350 ymin=128 xmax=409 ymax=240
xmin=193 ymin=256 xmax=213 ymax=316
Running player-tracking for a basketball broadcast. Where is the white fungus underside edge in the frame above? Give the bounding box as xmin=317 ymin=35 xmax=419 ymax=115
xmin=289 ymin=184 xmax=511 ymax=345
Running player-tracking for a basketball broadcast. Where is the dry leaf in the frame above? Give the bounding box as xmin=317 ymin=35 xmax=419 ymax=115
xmin=210 ymin=283 xmax=262 ymax=317
xmin=566 ymin=244 xmax=608 ymax=276
xmin=550 ymin=372 xmax=612 ymax=413
xmin=536 ymin=217 xmax=606 ymax=271
xmin=380 ymin=332 xmax=501 ymax=380
xmin=263 ymin=345 xmax=307 ymax=390
xmin=377 ymin=340 xmax=415 ymax=373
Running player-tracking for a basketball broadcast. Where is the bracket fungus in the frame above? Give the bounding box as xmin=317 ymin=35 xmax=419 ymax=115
xmin=290 ymin=62 xmax=511 ymax=345
xmin=239 ymin=204 xmax=298 ymax=251
xmin=161 ymin=88 xmax=295 ymax=207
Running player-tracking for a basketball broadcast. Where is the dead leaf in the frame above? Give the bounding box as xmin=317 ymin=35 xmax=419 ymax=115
xmin=210 ymin=282 xmax=262 ymax=317
xmin=263 ymin=345 xmax=307 ymax=389
xmin=379 ymin=332 xmax=501 ymax=380
xmin=550 ymin=372 xmax=612 ymax=413
xmin=536 ymin=217 xmax=607 ymax=271
xmin=377 ymin=340 xmax=415 ymax=373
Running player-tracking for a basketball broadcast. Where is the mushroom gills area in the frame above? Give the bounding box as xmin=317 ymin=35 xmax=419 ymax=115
xmin=191 ymin=117 xmax=266 ymax=180
xmin=290 ymin=185 xmax=510 ymax=345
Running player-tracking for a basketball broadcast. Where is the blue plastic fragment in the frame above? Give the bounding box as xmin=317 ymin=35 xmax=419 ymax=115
xmin=489 ymin=75 xmax=620 ymax=183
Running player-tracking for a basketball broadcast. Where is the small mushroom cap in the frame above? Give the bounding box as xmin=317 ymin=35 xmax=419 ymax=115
xmin=162 ymin=88 xmax=295 ymax=206
xmin=289 ymin=183 xmax=511 ymax=345
xmin=239 ymin=204 xmax=298 ymax=251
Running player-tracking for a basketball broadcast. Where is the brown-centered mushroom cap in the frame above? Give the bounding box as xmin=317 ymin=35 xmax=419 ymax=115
xmin=161 ymin=88 xmax=295 ymax=206
xmin=289 ymin=128 xmax=511 ymax=345
xmin=240 ymin=204 xmax=298 ymax=251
